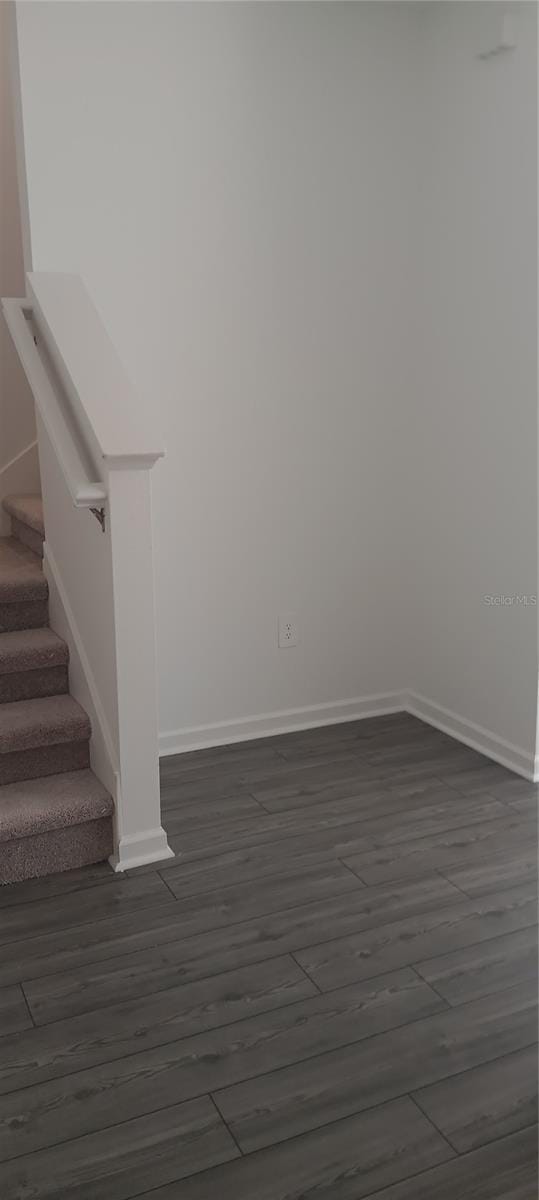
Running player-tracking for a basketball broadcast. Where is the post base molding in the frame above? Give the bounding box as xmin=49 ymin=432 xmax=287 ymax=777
xmin=109 ymin=826 xmax=174 ymax=872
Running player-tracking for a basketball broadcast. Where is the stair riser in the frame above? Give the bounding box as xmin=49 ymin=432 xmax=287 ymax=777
xmin=0 ymin=667 xmax=69 ymax=705
xmin=0 ymin=741 xmax=89 ymax=786
xmin=0 ymin=817 xmax=113 ymax=884
xmin=10 ymin=517 xmax=44 ymax=559
xmin=0 ymin=602 xmax=49 ymax=633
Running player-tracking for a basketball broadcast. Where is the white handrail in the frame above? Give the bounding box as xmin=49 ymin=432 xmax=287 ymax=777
xmin=1 ymin=298 xmax=106 ymax=509
xmin=28 ymin=274 xmax=164 ymax=466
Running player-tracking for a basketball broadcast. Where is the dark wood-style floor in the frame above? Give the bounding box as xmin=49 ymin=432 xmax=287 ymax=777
xmin=0 ymin=712 xmax=537 ymax=1199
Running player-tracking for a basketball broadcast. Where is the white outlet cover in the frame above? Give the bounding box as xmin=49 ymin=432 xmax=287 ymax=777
xmin=278 ymin=613 xmax=299 ymax=648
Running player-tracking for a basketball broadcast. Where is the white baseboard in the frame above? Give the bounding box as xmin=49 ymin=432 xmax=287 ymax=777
xmin=159 ymin=687 xmax=537 ymax=781
xmin=404 ymin=690 xmax=536 ymax=781
xmin=159 ymin=692 xmax=405 ymax=756
xmin=109 ymin=826 xmax=175 ymax=873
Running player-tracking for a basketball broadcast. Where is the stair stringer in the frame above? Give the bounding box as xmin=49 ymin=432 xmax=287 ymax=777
xmin=43 ymin=539 xmax=120 ymax=820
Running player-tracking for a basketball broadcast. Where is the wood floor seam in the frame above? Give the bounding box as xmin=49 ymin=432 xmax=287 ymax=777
xmin=207 ymin=1092 xmax=246 ymax=1159
xmin=406 ymin=965 xmax=451 ymax=1010
xmin=336 ymin=854 xmax=368 ymax=884
xmin=288 ymin=952 xmax=323 ymax=994
xmin=408 ymin=1091 xmax=461 ymax=1156
xmin=156 ymin=872 xmax=181 ymax=901
xmin=18 ymin=980 xmax=36 ymax=1029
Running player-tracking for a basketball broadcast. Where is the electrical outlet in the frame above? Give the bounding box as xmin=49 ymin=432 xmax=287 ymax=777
xmin=278 ymin=613 xmax=299 ymax=648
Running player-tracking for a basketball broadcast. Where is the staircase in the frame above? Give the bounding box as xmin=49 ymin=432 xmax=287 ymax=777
xmin=0 ymin=495 xmax=113 ymax=884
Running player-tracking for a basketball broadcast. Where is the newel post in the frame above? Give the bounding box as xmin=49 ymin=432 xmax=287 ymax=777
xmin=107 ymin=462 xmax=173 ymax=871
xmin=23 ymin=272 xmax=173 ymax=870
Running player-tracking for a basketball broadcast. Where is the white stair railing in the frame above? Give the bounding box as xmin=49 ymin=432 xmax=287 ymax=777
xmin=1 ymin=272 xmax=173 ymax=872
xmin=2 ymin=299 xmax=107 ymax=512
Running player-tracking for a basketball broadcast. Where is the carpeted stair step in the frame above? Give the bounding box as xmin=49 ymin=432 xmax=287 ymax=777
xmin=0 ymin=769 xmax=113 ymax=884
xmin=0 ymin=537 xmax=48 ymax=632
xmin=0 ymin=694 xmax=91 ymax=785
xmin=0 ymin=628 xmax=69 ymax=703
xmin=2 ymin=494 xmax=45 ymax=557
xmin=0 ymin=501 xmax=114 ymax=883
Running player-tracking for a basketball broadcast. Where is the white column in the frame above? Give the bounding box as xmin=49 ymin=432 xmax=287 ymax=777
xmin=107 ymin=464 xmax=173 ymax=871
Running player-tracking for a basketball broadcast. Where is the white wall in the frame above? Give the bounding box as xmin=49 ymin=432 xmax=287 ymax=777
xmin=15 ymin=1 xmax=419 ymax=745
xmin=408 ymin=1 xmax=538 ymax=766
xmin=0 ymin=1 xmax=39 ymax=531
xmin=13 ymin=1 xmax=538 ymax=768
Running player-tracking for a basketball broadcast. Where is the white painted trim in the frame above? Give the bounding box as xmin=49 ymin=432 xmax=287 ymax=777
xmin=104 ymin=454 xmax=164 ymax=470
xmin=1 ymin=299 xmax=107 ymax=508
xmin=43 ymin=541 xmax=119 ymax=787
xmin=159 ymin=692 xmax=405 ymax=755
xmin=0 ymin=438 xmax=37 ymax=478
xmin=159 ymin=687 xmax=537 ymax=781
xmin=404 ymin=690 xmax=537 ymax=781
xmin=106 ymin=466 xmax=172 ymax=866
xmin=7 ymin=2 xmax=33 ymax=276
xmin=109 ymin=827 xmax=175 ymax=873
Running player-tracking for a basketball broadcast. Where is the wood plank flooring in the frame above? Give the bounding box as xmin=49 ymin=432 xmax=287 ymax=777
xmin=0 ymin=712 xmax=537 ymax=1198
